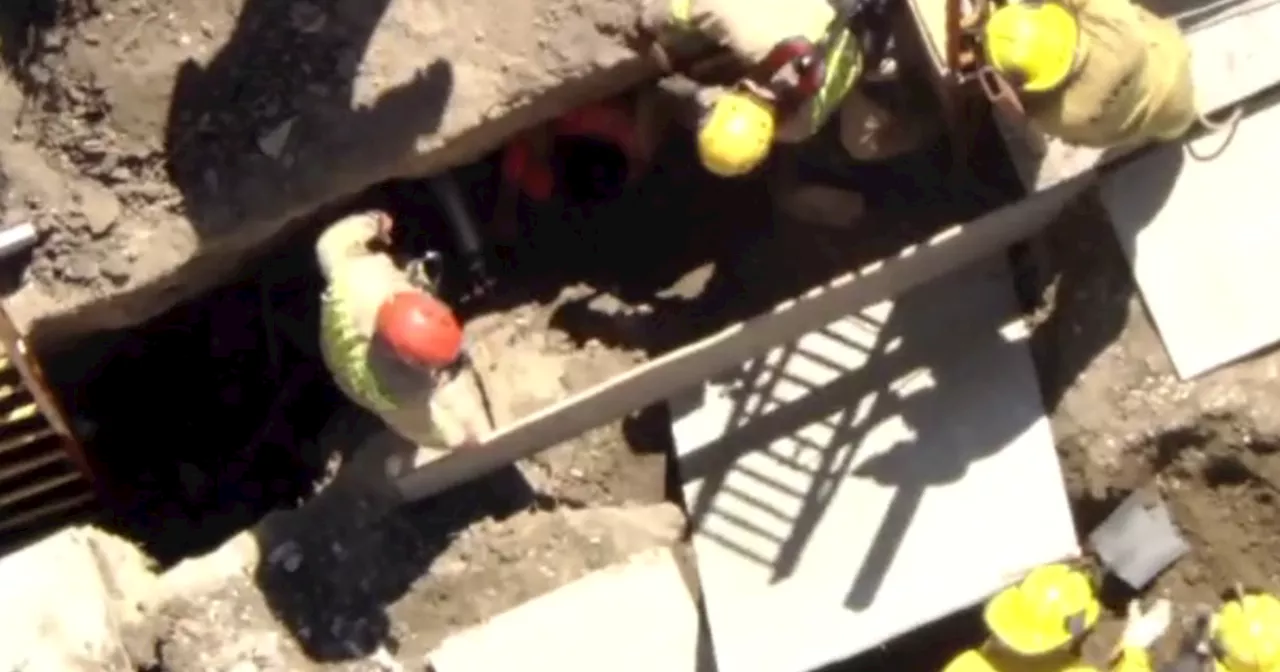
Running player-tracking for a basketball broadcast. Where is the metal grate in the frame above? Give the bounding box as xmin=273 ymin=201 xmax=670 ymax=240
xmin=0 ymin=308 xmax=97 ymax=547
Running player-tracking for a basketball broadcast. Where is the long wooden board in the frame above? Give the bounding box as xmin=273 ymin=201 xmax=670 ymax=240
xmin=393 ymin=176 xmax=1091 ymax=502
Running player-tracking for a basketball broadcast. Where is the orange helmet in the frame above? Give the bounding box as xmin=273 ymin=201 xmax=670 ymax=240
xmin=375 ymin=291 xmax=463 ymax=368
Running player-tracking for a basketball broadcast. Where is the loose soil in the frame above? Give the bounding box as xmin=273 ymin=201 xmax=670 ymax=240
xmin=4 ymin=1 xmax=1280 ymax=668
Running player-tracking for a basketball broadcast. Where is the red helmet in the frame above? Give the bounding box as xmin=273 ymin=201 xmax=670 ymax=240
xmin=375 ymin=291 xmax=463 ymax=368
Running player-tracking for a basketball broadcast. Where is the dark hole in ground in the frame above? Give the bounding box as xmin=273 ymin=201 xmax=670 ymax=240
xmin=554 ymin=135 xmax=631 ymax=204
xmin=1202 ymin=456 xmax=1255 ymax=487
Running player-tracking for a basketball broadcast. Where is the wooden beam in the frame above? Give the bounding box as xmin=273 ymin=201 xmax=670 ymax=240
xmin=392 ymin=175 xmax=1092 ymax=502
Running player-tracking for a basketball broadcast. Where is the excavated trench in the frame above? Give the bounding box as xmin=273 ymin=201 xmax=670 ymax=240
xmin=28 ymin=105 xmax=1018 ymax=667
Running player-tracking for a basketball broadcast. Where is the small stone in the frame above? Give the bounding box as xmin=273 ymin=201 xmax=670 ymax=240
xmin=60 ymin=256 xmax=98 ymax=282
xmin=78 ymin=185 xmax=121 ymax=237
xmin=100 ymin=254 xmax=132 ymax=285
xmin=257 ymin=118 xmax=296 ymax=159
xmin=266 ymin=541 xmax=302 ymax=573
xmin=289 ymin=2 xmax=328 ymax=34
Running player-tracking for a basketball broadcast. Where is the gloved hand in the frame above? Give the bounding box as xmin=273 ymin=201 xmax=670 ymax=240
xmin=640 ymin=0 xmax=837 ymax=65
xmin=1121 ymin=598 xmax=1173 ymax=650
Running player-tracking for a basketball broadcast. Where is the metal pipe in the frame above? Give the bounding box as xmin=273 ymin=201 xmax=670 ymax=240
xmin=0 ymin=221 xmax=38 ymax=260
xmin=428 ymin=175 xmax=489 ymax=282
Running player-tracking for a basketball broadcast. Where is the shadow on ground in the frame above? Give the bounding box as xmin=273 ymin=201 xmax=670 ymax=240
xmin=248 ymin=407 xmax=534 ymax=662
xmin=162 ymin=0 xmax=454 ymax=240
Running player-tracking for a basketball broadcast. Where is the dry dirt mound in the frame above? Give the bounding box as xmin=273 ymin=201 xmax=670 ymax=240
xmin=0 ymin=0 xmax=651 ymax=346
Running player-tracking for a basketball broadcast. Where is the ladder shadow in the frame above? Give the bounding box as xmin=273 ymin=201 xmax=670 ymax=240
xmin=673 ymin=262 xmax=1047 ymax=611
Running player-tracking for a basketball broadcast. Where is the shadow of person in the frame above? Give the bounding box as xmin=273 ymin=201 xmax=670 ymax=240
xmin=251 ymin=406 xmax=531 ymax=664
xmin=839 ymin=262 xmax=1063 ymax=610
xmin=1021 ymin=137 xmax=1183 ymax=419
xmin=163 ymin=0 xmax=454 ymax=239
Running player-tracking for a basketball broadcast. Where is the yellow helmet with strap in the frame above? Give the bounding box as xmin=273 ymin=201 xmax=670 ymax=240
xmin=982 ymin=1 xmax=1081 ymax=93
xmin=983 ymin=563 xmax=1101 ymax=656
xmin=696 ymin=87 xmax=778 ymax=177
xmin=1213 ymin=593 xmax=1280 ymax=672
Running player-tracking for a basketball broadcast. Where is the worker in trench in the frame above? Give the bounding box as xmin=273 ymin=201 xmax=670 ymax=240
xmin=977 ymin=0 xmax=1198 ymax=150
xmin=943 ymin=563 xmax=1174 ymax=672
xmin=315 ymin=210 xmax=494 ymax=475
xmin=635 ymin=0 xmax=942 ymax=227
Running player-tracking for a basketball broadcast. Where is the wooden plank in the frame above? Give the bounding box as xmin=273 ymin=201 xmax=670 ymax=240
xmin=392 ymin=175 xmax=1092 ymax=503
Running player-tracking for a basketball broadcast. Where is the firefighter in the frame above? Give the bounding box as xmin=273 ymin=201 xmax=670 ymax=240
xmin=638 ymin=0 xmax=936 ymax=178
xmin=979 ymin=0 xmax=1199 ymax=149
xmin=1202 ymin=591 xmax=1280 ymax=672
xmin=943 ymin=563 xmax=1172 ymax=672
xmin=316 ymin=211 xmax=492 ymax=465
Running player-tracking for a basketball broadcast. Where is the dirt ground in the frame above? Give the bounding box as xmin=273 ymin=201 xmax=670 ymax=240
xmin=1022 ymin=193 xmax=1280 ymax=665
xmin=27 ymin=127 xmax=1280 ymax=671
xmin=0 ymin=0 xmax=647 ymax=347
xmin=4 ymin=1 xmax=1280 ymax=670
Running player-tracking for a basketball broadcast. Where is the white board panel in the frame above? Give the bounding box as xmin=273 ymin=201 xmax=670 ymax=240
xmin=427 ymin=548 xmax=702 ymax=672
xmin=670 ymin=261 xmax=1078 ymax=672
xmin=1101 ymin=98 xmax=1280 ymax=379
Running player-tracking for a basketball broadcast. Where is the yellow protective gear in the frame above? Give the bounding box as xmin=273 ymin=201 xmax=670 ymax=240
xmin=984 ymin=564 xmax=1102 ymax=656
xmin=1019 ymin=0 xmax=1197 ymax=148
xmin=775 ymin=27 xmax=863 ymax=143
xmin=983 ymin=2 xmax=1081 ymax=94
xmin=697 ymin=89 xmax=776 ymax=177
xmin=1213 ymin=593 xmax=1280 ymax=672
xmin=643 ymin=0 xmax=864 ymax=152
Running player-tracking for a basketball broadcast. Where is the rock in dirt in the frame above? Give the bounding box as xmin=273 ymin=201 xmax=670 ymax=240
xmin=0 ymin=0 xmax=661 ymax=345
xmin=0 ymin=526 xmax=157 ymax=671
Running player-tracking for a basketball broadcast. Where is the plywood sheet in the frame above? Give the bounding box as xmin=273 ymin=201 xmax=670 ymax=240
xmin=427 ymin=548 xmax=703 ymax=672
xmin=670 ymin=260 xmax=1077 ymax=672
xmin=1100 ymin=98 xmax=1280 ymax=379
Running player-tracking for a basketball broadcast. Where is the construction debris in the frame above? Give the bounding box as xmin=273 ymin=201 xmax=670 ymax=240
xmin=1089 ymin=490 xmax=1189 ymax=590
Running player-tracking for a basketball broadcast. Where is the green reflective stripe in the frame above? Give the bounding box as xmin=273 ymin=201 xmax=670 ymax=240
xmin=671 ymin=0 xmax=692 ymax=26
xmin=320 ymin=284 xmax=398 ymax=414
xmin=806 ymin=28 xmax=863 ymax=132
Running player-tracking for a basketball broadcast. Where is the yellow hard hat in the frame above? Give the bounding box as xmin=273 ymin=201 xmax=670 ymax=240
xmin=1213 ymin=593 xmax=1280 ymax=672
xmin=982 ymin=1 xmax=1081 ymax=93
xmin=984 ymin=563 xmax=1101 ymax=656
xmin=696 ymin=89 xmax=776 ymax=177
xmin=943 ymin=649 xmax=1000 ymax=672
